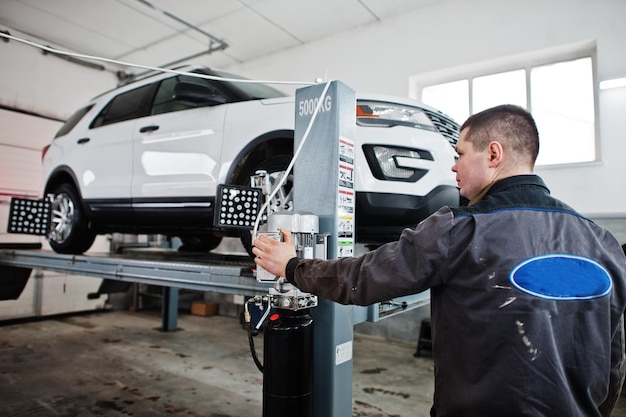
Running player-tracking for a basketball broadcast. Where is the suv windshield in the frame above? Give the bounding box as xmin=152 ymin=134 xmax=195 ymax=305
xmin=196 ymin=68 xmax=287 ymax=100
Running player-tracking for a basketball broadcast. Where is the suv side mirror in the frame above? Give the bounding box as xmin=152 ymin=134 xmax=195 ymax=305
xmin=173 ymin=82 xmax=227 ymax=106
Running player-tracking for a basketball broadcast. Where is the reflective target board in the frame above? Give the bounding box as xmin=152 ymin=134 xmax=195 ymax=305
xmin=214 ymin=184 xmax=264 ymax=230
xmin=8 ymin=198 xmax=51 ymax=235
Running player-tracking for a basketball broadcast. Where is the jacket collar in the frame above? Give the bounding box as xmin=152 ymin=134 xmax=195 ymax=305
xmin=489 ymin=174 xmax=548 ymax=194
xmin=471 ymin=175 xmax=548 ymax=205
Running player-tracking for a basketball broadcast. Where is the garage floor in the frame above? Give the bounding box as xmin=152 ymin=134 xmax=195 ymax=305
xmin=1 ymin=310 xmax=625 ymax=417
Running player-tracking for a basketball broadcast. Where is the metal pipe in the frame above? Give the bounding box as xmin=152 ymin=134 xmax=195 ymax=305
xmin=125 ymin=0 xmax=229 ymax=81
xmin=136 ymin=0 xmax=228 ymax=49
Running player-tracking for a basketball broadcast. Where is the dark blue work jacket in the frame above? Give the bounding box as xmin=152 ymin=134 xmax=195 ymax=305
xmin=288 ymin=175 xmax=626 ymax=417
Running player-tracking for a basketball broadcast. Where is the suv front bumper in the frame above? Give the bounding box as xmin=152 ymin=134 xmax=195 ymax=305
xmin=355 ymin=185 xmax=459 ymax=244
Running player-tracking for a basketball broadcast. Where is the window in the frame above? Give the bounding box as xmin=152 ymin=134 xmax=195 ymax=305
xmin=414 ymin=47 xmax=597 ymax=166
xmin=530 ymin=59 xmax=595 ymax=165
xmin=208 ymin=68 xmax=286 ymax=100
xmin=151 ymin=75 xmax=231 ymax=115
xmin=473 ymin=69 xmax=526 ymax=113
xmin=90 ymin=83 xmax=158 ymax=128
xmin=422 ymin=80 xmax=469 ymax=125
xmin=55 ymin=104 xmax=93 ymax=138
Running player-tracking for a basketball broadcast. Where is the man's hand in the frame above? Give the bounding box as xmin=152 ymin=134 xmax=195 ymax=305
xmin=252 ymin=228 xmax=297 ymax=278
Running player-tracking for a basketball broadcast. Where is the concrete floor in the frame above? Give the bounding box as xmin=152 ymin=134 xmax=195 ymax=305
xmin=0 ymin=310 xmax=435 ymax=417
xmin=1 ymin=310 xmax=625 ymax=417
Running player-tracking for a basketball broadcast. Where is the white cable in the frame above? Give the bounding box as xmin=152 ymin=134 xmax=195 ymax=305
xmin=0 ymin=31 xmax=315 ymax=86
xmin=251 ymin=80 xmax=333 ymax=240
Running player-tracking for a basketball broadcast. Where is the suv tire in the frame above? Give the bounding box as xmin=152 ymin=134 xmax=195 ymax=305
xmin=48 ymin=183 xmax=96 ymax=254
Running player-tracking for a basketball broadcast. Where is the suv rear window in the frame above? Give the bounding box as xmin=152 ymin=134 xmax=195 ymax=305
xmin=54 ymin=104 xmax=94 ymax=138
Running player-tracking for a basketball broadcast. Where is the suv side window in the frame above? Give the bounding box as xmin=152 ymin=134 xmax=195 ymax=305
xmin=151 ymin=75 xmax=231 ymax=115
xmin=55 ymin=104 xmax=94 ymax=138
xmin=90 ymin=83 xmax=158 ymax=129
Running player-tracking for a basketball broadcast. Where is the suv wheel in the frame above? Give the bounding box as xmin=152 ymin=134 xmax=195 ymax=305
xmin=48 ymin=183 xmax=96 ymax=254
xmin=239 ymin=154 xmax=293 ymax=257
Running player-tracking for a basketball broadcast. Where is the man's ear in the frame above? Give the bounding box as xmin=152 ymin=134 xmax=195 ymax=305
xmin=488 ymin=141 xmax=504 ymax=167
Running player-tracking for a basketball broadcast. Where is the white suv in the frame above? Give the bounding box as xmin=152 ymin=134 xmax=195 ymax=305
xmin=41 ymin=66 xmax=460 ymax=254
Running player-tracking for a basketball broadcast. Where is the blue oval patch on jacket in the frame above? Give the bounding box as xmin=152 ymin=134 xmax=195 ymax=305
xmin=510 ymin=254 xmax=612 ymax=300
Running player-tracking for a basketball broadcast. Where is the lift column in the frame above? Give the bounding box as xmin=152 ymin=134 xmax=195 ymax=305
xmin=294 ymin=81 xmax=356 ymax=417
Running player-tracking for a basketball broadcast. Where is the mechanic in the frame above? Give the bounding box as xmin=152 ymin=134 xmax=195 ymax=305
xmin=252 ymin=104 xmax=626 ymax=417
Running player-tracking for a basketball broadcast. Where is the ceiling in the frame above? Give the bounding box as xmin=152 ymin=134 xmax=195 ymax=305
xmin=0 ymin=0 xmax=438 ymax=77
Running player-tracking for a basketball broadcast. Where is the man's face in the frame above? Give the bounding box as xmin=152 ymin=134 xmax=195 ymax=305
xmin=451 ymin=129 xmax=493 ymax=200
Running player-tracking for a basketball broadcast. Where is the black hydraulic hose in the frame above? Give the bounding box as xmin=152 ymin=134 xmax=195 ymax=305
xmin=248 ymin=322 xmax=264 ymax=373
xmin=245 ymin=297 xmax=264 ymax=373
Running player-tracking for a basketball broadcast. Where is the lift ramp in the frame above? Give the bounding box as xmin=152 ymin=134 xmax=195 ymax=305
xmin=0 ymin=247 xmax=429 ymax=319
xmin=0 ymin=247 xmax=270 ymax=301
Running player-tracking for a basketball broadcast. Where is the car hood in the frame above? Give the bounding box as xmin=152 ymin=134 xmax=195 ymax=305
xmin=259 ymin=92 xmax=451 ymax=119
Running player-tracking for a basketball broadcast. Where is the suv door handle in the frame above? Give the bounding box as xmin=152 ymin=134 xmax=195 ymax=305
xmin=77 ymin=138 xmax=90 ymax=144
xmin=139 ymin=125 xmax=159 ymax=133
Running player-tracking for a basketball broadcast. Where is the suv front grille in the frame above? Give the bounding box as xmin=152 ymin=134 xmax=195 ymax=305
xmin=422 ymin=109 xmax=460 ymax=148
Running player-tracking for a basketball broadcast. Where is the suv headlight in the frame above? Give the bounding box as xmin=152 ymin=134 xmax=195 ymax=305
xmin=364 ymin=145 xmax=434 ymax=182
xmin=357 ymin=101 xmax=438 ymax=132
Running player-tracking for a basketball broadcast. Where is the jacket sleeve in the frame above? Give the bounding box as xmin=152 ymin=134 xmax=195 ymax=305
xmin=289 ymin=207 xmax=454 ymax=306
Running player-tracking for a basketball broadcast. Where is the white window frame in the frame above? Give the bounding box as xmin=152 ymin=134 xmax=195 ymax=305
xmin=409 ymin=40 xmax=600 ymax=167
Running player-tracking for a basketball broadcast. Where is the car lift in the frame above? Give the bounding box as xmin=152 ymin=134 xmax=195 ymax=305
xmin=0 ymin=81 xmax=431 ymax=417
xmin=0 ymin=247 xmax=269 ymax=329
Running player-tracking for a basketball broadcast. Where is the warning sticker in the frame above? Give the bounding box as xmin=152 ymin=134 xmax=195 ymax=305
xmin=339 ymin=137 xmax=354 ymax=165
xmin=337 ymin=136 xmax=355 ymax=258
xmin=337 ymin=238 xmax=354 ymax=258
xmin=336 ymin=340 xmax=353 ymax=366
xmin=338 ymin=188 xmax=354 ymax=214
xmin=338 ymin=163 xmax=354 ymax=189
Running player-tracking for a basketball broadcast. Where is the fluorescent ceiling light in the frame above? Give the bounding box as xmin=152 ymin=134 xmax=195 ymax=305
xmin=599 ymin=77 xmax=626 ymax=90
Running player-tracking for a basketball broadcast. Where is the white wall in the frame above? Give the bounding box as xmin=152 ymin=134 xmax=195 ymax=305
xmin=0 ymin=29 xmax=114 ymax=319
xmin=0 ymin=28 xmax=119 ymax=120
xmin=223 ymin=0 xmax=626 ymax=218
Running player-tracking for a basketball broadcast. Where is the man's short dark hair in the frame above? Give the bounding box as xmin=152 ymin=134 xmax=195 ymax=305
xmin=460 ymin=104 xmax=540 ymax=166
